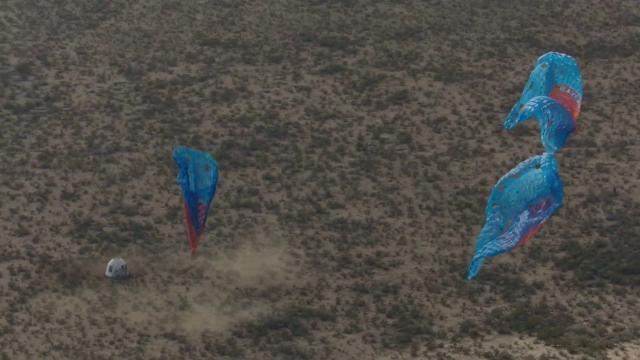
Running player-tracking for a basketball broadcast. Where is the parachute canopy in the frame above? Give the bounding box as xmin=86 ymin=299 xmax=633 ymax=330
xmin=469 ymin=52 xmax=581 ymax=279
xmin=173 ymin=147 xmax=219 ymax=255
xmin=504 ymin=96 xmax=576 ymax=153
xmin=505 ymin=52 xmax=583 ymax=126
xmin=467 ymin=153 xmax=564 ymax=279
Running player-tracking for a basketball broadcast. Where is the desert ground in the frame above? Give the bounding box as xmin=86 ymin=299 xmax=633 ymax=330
xmin=2 ymin=0 xmax=640 ymax=359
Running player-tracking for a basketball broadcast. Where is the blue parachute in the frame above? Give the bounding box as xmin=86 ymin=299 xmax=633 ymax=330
xmin=468 ymin=153 xmax=564 ymax=279
xmin=504 ymin=96 xmax=576 ymax=153
xmin=505 ymin=52 xmax=583 ymax=125
xmin=173 ymin=147 xmax=219 ymax=255
xmin=468 ymin=52 xmax=582 ymax=279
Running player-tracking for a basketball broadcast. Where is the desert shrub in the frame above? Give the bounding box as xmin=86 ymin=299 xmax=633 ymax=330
xmin=485 ymin=300 xmax=621 ymax=356
xmin=380 ymin=298 xmax=434 ymax=350
xmin=555 ymin=225 xmax=640 ymax=287
xmin=240 ymin=305 xmax=336 ymax=343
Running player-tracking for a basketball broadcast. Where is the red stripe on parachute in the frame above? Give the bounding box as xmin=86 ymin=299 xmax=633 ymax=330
xmin=183 ymin=201 xmax=199 ymax=256
xmin=549 ymin=85 xmax=581 ymax=121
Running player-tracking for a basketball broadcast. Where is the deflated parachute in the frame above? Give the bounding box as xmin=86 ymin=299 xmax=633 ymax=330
xmin=468 ymin=52 xmax=582 ymax=279
xmin=505 ymin=52 xmax=583 ymax=126
xmin=173 ymin=147 xmax=219 ymax=256
xmin=504 ymin=96 xmax=576 ymax=153
xmin=467 ymin=153 xmax=564 ymax=280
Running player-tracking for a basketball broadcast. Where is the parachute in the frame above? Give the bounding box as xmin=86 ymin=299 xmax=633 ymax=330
xmin=468 ymin=153 xmax=563 ymax=279
xmin=504 ymin=52 xmax=583 ymax=126
xmin=468 ymin=52 xmax=582 ymax=279
xmin=173 ymin=147 xmax=219 ymax=256
xmin=504 ymin=96 xmax=576 ymax=153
